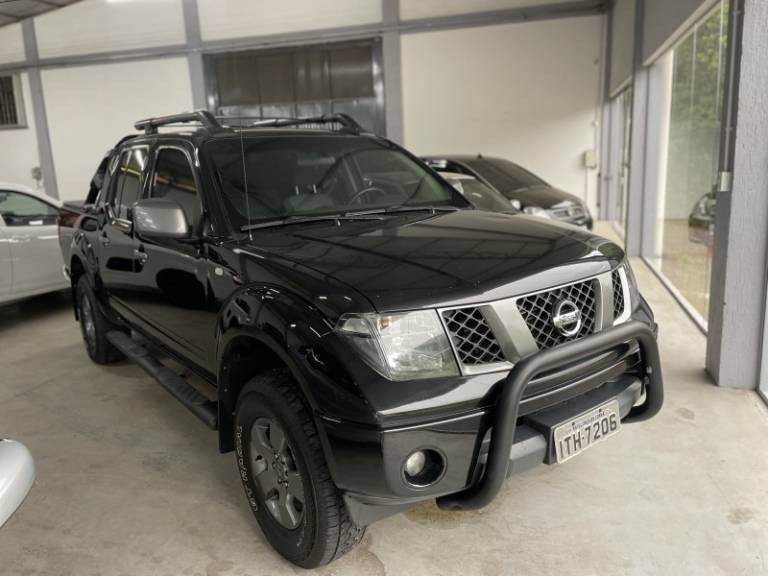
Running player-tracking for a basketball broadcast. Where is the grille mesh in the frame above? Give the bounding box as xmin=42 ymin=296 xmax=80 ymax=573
xmin=442 ymin=308 xmax=505 ymax=365
xmin=516 ymin=280 xmax=597 ymax=350
xmin=612 ymin=269 xmax=625 ymax=318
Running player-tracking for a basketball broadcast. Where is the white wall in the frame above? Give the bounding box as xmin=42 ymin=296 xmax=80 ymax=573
xmin=197 ymin=0 xmax=382 ymax=41
xmin=0 ymin=23 xmax=24 ymax=65
xmin=41 ymin=57 xmax=194 ymax=201
xmin=34 ymin=0 xmax=186 ymax=59
xmin=0 ymin=74 xmax=41 ymax=190
xmin=401 ymin=17 xmax=603 ymax=212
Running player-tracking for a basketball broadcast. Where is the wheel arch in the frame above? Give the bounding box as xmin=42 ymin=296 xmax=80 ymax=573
xmin=69 ymin=254 xmax=86 ymax=320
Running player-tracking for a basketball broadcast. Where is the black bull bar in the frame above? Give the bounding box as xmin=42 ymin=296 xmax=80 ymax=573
xmin=437 ymin=320 xmax=663 ymax=511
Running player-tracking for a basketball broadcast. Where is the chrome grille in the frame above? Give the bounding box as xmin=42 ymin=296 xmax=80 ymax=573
xmin=612 ymin=269 xmax=625 ymax=318
xmin=516 ymin=279 xmax=597 ymax=349
xmin=442 ymin=308 xmax=505 ymax=365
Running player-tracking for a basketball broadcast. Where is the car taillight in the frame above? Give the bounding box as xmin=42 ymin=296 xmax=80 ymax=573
xmin=57 ymin=209 xmax=79 ymax=229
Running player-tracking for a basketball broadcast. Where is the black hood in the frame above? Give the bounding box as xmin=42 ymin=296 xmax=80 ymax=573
xmin=234 ymin=210 xmax=623 ymax=313
xmin=508 ymin=186 xmax=583 ymax=209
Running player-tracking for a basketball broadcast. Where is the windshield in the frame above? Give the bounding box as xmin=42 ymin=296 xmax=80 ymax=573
xmin=206 ymin=135 xmax=468 ymax=230
xmin=467 ymin=158 xmax=547 ymax=196
xmin=441 ymin=175 xmax=515 ymax=213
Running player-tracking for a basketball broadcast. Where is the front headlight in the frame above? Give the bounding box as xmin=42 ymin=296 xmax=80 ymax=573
xmin=336 ymin=310 xmax=459 ymax=381
xmin=522 ymin=206 xmax=553 ymax=219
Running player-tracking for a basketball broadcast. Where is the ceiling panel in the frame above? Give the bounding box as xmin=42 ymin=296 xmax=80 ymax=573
xmin=0 ymin=0 xmax=81 ymax=27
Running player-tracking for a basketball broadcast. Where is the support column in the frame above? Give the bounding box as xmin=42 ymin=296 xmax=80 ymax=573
xmin=182 ymin=0 xmax=206 ymax=110
xmin=623 ymin=0 xmax=646 ymax=256
xmin=706 ymin=0 xmax=767 ymax=389
xmin=597 ymin=8 xmax=613 ymax=220
xmin=21 ymin=19 xmax=58 ymax=199
xmin=381 ymin=0 xmax=403 ymax=143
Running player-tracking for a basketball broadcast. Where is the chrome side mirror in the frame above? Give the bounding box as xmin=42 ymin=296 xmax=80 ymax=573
xmin=133 ymin=198 xmax=190 ymax=239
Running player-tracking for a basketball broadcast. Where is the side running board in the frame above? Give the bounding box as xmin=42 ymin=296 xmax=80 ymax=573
xmin=107 ymin=331 xmax=218 ymax=430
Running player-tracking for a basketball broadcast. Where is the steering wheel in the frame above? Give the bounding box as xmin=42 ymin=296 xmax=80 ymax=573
xmin=347 ymin=186 xmax=389 ymax=206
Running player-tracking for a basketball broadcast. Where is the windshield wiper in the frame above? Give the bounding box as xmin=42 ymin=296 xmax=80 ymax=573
xmin=240 ymin=213 xmax=384 ymax=232
xmin=386 ymin=205 xmax=461 ymax=214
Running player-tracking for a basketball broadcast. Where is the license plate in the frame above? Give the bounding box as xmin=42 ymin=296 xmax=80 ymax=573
xmin=553 ymin=399 xmax=621 ymax=463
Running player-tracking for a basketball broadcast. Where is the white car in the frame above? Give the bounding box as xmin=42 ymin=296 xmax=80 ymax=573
xmin=0 ymin=183 xmax=68 ymax=306
xmin=0 ymin=439 xmax=34 ymax=527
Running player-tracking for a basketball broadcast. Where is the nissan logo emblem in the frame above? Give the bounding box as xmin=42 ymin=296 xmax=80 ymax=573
xmin=552 ymin=299 xmax=582 ymax=337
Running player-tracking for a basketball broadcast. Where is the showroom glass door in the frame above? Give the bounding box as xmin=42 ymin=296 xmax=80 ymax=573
xmin=649 ymin=0 xmax=729 ymax=327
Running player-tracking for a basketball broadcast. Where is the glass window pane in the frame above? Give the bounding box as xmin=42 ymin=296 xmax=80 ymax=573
xmin=329 ymin=46 xmax=374 ymax=99
xmin=116 ymin=148 xmax=147 ymax=221
xmin=216 ymin=55 xmax=261 ymax=107
xmin=653 ymin=1 xmax=728 ymax=323
xmin=209 ymin=40 xmax=382 ymax=132
xmin=0 ymin=191 xmax=57 ymax=226
xmin=258 ymin=53 xmax=295 ymax=105
xmin=294 ymin=51 xmax=330 ymax=101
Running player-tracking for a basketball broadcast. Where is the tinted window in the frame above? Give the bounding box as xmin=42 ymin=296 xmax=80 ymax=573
xmin=206 ymin=136 xmax=466 ymax=230
xmin=0 ymin=191 xmax=58 ymax=226
xmin=467 ymin=159 xmax=547 ymax=196
xmin=152 ymin=148 xmax=201 ymax=226
xmin=112 ymin=148 xmax=147 ymax=220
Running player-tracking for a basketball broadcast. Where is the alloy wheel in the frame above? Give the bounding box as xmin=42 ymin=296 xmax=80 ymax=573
xmin=249 ymin=417 xmax=305 ymax=529
xmin=80 ymin=294 xmax=96 ymax=352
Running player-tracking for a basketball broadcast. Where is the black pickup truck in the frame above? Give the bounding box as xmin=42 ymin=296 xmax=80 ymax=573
xmin=61 ymin=111 xmax=663 ymax=568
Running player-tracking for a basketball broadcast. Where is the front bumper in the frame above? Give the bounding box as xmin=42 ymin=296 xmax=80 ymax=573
xmin=326 ymin=320 xmax=662 ymax=524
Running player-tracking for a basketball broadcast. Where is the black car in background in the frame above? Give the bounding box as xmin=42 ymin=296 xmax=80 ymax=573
xmin=424 ymin=155 xmax=593 ymax=229
xmin=437 ymin=171 xmax=519 ymax=214
xmin=688 ymin=191 xmax=716 ymax=246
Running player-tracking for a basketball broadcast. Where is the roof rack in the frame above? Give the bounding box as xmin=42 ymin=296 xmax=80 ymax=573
xmin=134 ymin=110 xmax=229 ymax=135
xmin=246 ymin=113 xmax=365 ymax=134
xmin=134 ymin=111 xmax=367 ymax=136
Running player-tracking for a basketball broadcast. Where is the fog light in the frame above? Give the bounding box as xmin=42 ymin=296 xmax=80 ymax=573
xmin=404 ymin=451 xmax=426 ymax=477
xmin=402 ymin=449 xmax=444 ymax=487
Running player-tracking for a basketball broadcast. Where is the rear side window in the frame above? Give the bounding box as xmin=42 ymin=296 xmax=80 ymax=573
xmin=0 ymin=191 xmax=58 ymax=226
xmin=151 ymin=148 xmax=201 ymax=226
xmin=112 ymin=147 xmax=148 ymax=221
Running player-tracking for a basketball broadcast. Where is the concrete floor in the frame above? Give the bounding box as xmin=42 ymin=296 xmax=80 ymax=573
xmin=2 ymin=235 xmax=768 ymax=575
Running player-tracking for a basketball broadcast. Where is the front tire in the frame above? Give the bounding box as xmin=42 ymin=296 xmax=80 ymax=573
xmin=75 ymin=276 xmax=123 ymax=364
xmin=234 ymin=370 xmax=364 ymax=568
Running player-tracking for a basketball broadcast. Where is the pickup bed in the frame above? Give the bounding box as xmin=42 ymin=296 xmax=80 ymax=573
xmin=61 ymin=111 xmax=663 ymax=568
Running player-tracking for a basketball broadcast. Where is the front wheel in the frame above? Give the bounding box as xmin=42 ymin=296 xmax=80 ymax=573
xmin=75 ymin=276 xmax=123 ymax=364
xmin=234 ymin=370 xmax=365 ymax=568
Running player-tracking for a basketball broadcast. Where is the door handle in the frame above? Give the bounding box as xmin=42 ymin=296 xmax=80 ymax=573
xmin=133 ymin=248 xmax=148 ymax=264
